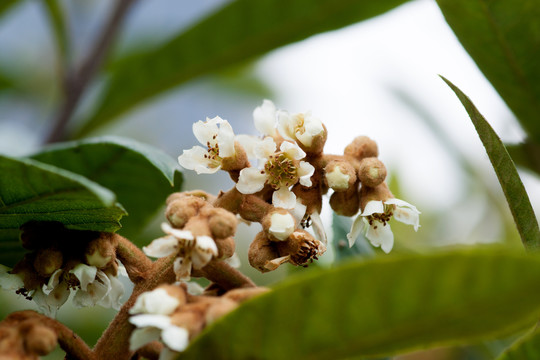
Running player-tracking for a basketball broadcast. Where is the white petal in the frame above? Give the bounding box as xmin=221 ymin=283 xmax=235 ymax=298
xmin=178 ymin=146 xmax=221 ymax=174
xmin=325 ymin=166 xmax=350 ymax=190
xmin=272 ymin=188 xmax=296 ymax=209
xmin=254 ymin=137 xmax=277 ymax=160
xmin=217 ymin=120 xmax=235 ymax=158
xmin=366 ymin=222 xmax=394 ymax=253
xmin=394 ymin=207 xmax=421 ymax=231
xmin=235 ymin=134 xmax=261 ymax=160
xmin=129 ymin=314 xmax=172 ymax=330
xmin=224 ymin=253 xmax=241 ymax=268
xmin=159 ymin=348 xmax=181 ymax=360
xmin=143 ymin=236 xmax=178 ymax=258
xmin=310 ymin=211 xmax=327 ymax=246
xmin=173 ymin=257 xmax=192 ymax=282
xmin=0 ymin=265 xmax=24 ymax=291
xmin=296 ymin=114 xmax=324 ymax=147
xmin=130 ymin=288 xmax=180 ymax=315
xmin=385 ymin=198 xmax=420 ymax=213
xmin=46 ymin=280 xmax=71 ymax=308
xmin=32 ymin=287 xmax=57 ymax=318
xmin=185 ymin=281 xmax=205 ymax=295
xmin=280 ymin=141 xmax=306 ymax=160
xmin=277 ymin=111 xmax=295 ymax=141
xmin=192 ymin=236 xmax=218 ymax=269
xmin=298 ymin=161 xmax=315 ymax=187
xmin=69 ymin=264 xmax=97 ymax=291
xmin=129 ymin=327 xmax=162 ymax=351
xmin=100 ymin=273 xmax=124 ymax=310
xmin=161 ymin=325 xmax=190 ymax=352
xmin=162 ymin=223 xmax=194 ymax=240
xmin=45 ymin=269 xmax=63 ymax=293
xmin=347 ymin=215 xmax=366 ymax=247
xmin=73 ymin=270 xmax=111 ymax=308
xmin=290 ymin=200 xmax=307 ymax=225
xmin=269 ymin=212 xmax=295 ymax=241
xmin=193 ymin=117 xmax=220 ymax=146
xmin=361 ymin=200 xmax=385 ymax=216
xmin=236 ymin=167 xmax=267 ymax=194
xmin=253 ymin=99 xmax=277 ymax=136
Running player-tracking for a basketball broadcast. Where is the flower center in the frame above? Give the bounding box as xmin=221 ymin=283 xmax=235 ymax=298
xmin=294 ymin=115 xmax=306 ymax=136
xmin=203 ymin=134 xmax=222 ymax=168
xmin=366 ymin=210 xmax=393 ymax=229
xmin=264 ymin=152 xmax=298 ymax=189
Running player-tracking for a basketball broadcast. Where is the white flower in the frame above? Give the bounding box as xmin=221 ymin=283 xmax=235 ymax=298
xmin=178 ymin=116 xmax=235 ymax=174
xmin=268 ymin=212 xmax=295 ymax=241
xmin=129 ymin=314 xmax=189 ymax=355
xmin=236 ymin=139 xmax=315 ymax=209
xmin=144 ymin=223 xmax=218 ymax=281
xmin=347 ymin=198 xmax=420 ymax=253
xmin=278 ymin=110 xmax=324 ymax=148
xmin=130 ymin=288 xmax=181 ymax=316
xmin=253 ymin=99 xmax=278 ymax=137
xmin=0 ymin=264 xmax=24 ymax=291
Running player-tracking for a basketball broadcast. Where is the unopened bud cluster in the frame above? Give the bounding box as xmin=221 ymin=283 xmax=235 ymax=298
xmin=173 ymin=100 xmax=420 ymax=271
xmin=0 ymin=314 xmax=57 ymax=360
xmin=129 ymin=283 xmax=268 ymax=356
xmin=0 ymin=222 xmax=124 ymax=316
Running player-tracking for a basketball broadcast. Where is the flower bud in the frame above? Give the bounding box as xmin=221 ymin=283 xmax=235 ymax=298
xmin=262 ymin=210 xmax=295 ymax=241
xmin=208 ymin=208 xmax=237 ymax=239
xmin=33 ymin=249 xmax=63 ymax=277
xmin=344 ymin=136 xmax=378 ymax=160
xmin=276 ymin=230 xmax=325 ymax=267
xmin=214 ymin=236 xmax=235 ymax=259
xmin=358 ymin=157 xmax=387 ymax=187
xmin=205 ymin=298 xmax=238 ymax=325
xmin=329 ymin=186 xmax=360 ymax=217
xmin=324 ymin=160 xmax=356 ymax=191
xmin=300 ymin=124 xmax=328 ymax=155
xmin=166 ymin=196 xmax=208 ymax=228
xmin=85 ymin=237 xmax=116 ymax=269
xmin=248 ymin=232 xmax=280 ymax=273
xmin=221 ymin=141 xmax=249 ymax=172
xmin=170 ymin=307 xmax=205 ymax=337
xmin=22 ymin=323 xmax=57 ymax=356
xmin=359 ymin=182 xmax=393 ymax=213
xmin=223 ymin=287 xmax=270 ymax=303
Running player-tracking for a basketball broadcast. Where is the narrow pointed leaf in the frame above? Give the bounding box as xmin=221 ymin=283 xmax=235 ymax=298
xmin=441 ymin=76 xmax=540 ymax=251
xmin=435 ymin=0 xmax=540 ymax=141
xmin=180 ymin=249 xmax=540 ymax=359
xmin=497 ymin=328 xmax=540 ymax=360
xmin=74 ymin=0 xmax=410 ymax=137
xmin=31 ymin=136 xmax=181 ymax=239
xmin=0 ymin=155 xmax=126 ymax=267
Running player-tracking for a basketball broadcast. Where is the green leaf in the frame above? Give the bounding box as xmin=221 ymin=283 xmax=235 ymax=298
xmin=435 ymin=0 xmax=540 ymax=141
xmin=42 ymin=0 xmax=68 ymax=61
xmin=0 ymin=0 xmax=19 ymax=19
xmin=180 ymin=248 xmax=540 ymax=359
xmin=441 ymin=76 xmax=540 ymax=251
xmin=497 ymin=328 xmax=540 ymax=360
xmin=31 ymin=136 xmax=181 ymax=239
xmin=74 ymin=0 xmax=411 ymax=137
xmin=0 ymin=155 xmax=126 ymax=267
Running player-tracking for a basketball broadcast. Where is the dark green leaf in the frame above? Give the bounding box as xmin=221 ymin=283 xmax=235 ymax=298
xmin=0 ymin=0 xmax=19 ymax=19
xmin=0 ymin=155 xmax=126 ymax=267
xmin=435 ymin=0 xmax=540 ymax=141
xmin=73 ymin=0 xmax=411 ymax=137
xmin=181 ymin=248 xmax=540 ymax=359
xmin=497 ymin=328 xmax=540 ymax=360
xmin=31 ymin=136 xmax=181 ymax=239
xmin=441 ymin=76 xmax=540 ymax=251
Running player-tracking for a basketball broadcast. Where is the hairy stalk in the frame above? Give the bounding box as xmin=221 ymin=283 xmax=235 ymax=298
xmin=114 ymin=233 xmax=153 ymax=283
xmin=93 ymin=255 xmax=176 ymax=360
xmin=193 ymin=260 xmax=256 ymax=290
xmin=45 ymin=0 xmax=137 ymax=143
xmin=3 ymin=311 xmax=96 ymax=360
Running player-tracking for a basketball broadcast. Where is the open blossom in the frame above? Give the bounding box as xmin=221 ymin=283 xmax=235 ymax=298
xmin=347 ymin=199 xmax=420 ymax=253
xmin=253 ymin=99 xmax=278 ymax=137
xmin=236 ymin=139 xmax=315 ymax=209
xmin=178 ymin=116 xmax=235 ymax=174
xmin=278 ymin=109 xmax=324 ymax=148
xmin=143 ymin=223 xmax=218 ymax=281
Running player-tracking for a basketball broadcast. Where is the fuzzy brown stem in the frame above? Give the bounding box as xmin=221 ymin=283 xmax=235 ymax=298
xmin=136 ymin=341 xmax=163 ymax=360
xmin=3 ymin=311 xmax=95 ymax=360
xmin=93 ymin=255 xmax=176 ymax=360
xmin=193 ymin=260 xmax=256 ymax=290
xmin=114 ymin=234 xmax=153 ymax=283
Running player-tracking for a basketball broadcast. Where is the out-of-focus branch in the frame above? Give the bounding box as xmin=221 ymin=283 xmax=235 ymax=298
xmin=45 ymin=0 xmax=137 ymax=144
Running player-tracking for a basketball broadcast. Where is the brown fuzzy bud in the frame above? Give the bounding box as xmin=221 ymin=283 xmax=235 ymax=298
xmin=214 ymin=236 xmax=235 ymax=259
xmin=158 ymin=284 xmax=188 ymax=306
xmin=223 ymin=287 xmax=270 ymax=303
xmin=276 ymin=230 xmax=325 ymax=267
xmin=300 ymin=124 xmax=328 ymax=155
xmin=13 ymin=256 xmax=43 ymax=292
xmin=358 ymin=157 xmax=387 ymax=187
xmin=248 ymin=232 xmax=280 ymax=273
xmin=238 ymin=194 xmax=272 ymax=223
xmin=33 ymin=249 xmax=63 ymax=277
xmin=0 ymin=327 xmax=24 ymax=358
xmin=21 ymin=324 xmax=57 ymax=356
xmin=329 ymin=185 xmax=360 ymax=217
xmin=324 ymin=160 xmax=357 ymax=192
xmin=85 ymin=236 xmax=116 ymax=269
xmin=221 ymin=141 xmax=249 ymax=172
xmin=292 ymin=182 xmax=323 ymax=215
xmin=205 ymin=298 xmax=238 ymax=325
xmin=344 ymin=136 xmax=378 ymax=160
xmin=208 ymin=208 xmax=237 ymax=239
xmin=261 ymin=209 xmax=296 ymax=242
xmin=166 ymin=195 xmax=208 ymax=228
xmin=360 ymin=182 xmax=393 ymax=212
xmin=170 ymin=309 xmax=205 ymax=338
